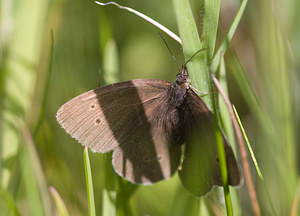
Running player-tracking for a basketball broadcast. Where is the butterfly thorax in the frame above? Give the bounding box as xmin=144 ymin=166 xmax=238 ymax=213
xmin=169 ymin=67 xmax=191 ymax=107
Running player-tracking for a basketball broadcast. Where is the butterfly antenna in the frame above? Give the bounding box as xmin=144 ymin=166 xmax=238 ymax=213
xmin=158 ymin=32 xmax=181 ymax=73
xmin=183 ymin=48 xmax=207 ymax=68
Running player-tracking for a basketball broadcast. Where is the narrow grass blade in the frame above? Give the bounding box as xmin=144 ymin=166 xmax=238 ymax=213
xmin=0 ymin=186 xmax=20 ymax=216
xmin=102 ymin=153 xmax=117 ymax=216
xmin=233 ymin=105 xmax=277 ymax=216
xmin=103 ymin=39 xmax=119 ymax=85
xmin=83 ymin=147 xmax=96 ymax=216
xmin=218 ymin=55 xmax=241 ymax=215
xmin=215 ymin=126 xmax=233 ymax=216
xmin=169 ymin=186 xmax=202 ymax=216
xmin=49 ymin=186 xmax=69 ymax=216
xmin=33 ymin=31 xmax=54 ymax=138
xmin=0 ymin=0 xmax=50 ymax=196
xmin=211 ymin=78 xmax=233 ymax=216
xmin=101 ymin=37 xmax=119 ymax=215
xmin=290 ymin=177 xmax=300 ymax=216
xmin=116 ymin=179 xmax=137 ymax=216
xmin=102 ymin=189 xmax=117 ymax=216
xmin=202 ymin=0 xmax=220 ymax=61
xmin=212 ymin=75 xmax=261 ymax=215
xmin=211 ymin=0 xmax=248 ymax=73
xmin=19 ymin=125 xmax=50 ymax=216
xmin=227 ymin=51 xmax=275 ymax=136
xmin=218 ymin=54 xmax=236 ymax=152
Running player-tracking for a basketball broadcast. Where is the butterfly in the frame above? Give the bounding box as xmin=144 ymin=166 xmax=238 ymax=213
xmin=57 ymin=65 xmax=241 ymax=196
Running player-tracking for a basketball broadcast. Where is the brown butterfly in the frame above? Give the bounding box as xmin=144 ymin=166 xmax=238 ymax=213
xmin=57 ymin=65 xmax=241 ymax=196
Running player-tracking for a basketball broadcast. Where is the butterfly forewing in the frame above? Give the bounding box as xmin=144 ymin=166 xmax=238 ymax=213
xmin=57 ymin=79 xmax=181 ymax=184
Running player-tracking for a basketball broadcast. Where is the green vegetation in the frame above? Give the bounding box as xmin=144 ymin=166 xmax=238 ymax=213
xmin=0 ymin=0 xmax=299 ymax=215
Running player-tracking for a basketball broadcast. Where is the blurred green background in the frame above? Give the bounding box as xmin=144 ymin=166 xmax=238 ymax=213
xmin=0 ymin=0 xmax=299 ymax=215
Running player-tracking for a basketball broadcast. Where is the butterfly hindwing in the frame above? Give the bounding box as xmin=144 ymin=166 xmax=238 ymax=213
xmin=178 ymin=89 xmax=241 ymax=196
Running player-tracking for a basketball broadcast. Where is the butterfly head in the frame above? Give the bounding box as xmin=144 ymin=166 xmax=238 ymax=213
xmin=173 ymin=66 xmax=191 ymax=90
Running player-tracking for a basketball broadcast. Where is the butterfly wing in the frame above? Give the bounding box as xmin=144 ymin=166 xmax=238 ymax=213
xmin=57 ymin=79 xmax=181 ymax=184
xmin=178 ymin=89 xmax=241 ymax=196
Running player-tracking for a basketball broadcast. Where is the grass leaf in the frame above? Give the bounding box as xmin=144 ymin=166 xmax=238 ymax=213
xmin=83 ymin=147 xmax=96 ymax=216
xmin=172 ymin=0 xmax=212 ymax=109
xmin=211 ymin=0 xmax=248 ymax=73
xmin=49 ymin=186 xmax=69 ymax=216
xmin=202 ymin=0 xmax=220 ymax=61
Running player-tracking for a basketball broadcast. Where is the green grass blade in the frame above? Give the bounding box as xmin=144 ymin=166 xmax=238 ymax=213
xmin=19 ymin=126 xmax=46 ymax=216
xmin=102 ymin=188 xmax=117 ymax=216
xmin=172 ymin=0 xmax=212 ymax=109
xmin=0 ymin=186 xmax=20 ymax=216
xmin=202 ymin=0 xmax=220 ymax=61
xmin=0 ymin=0 xmax=51 ymax=214
xmin=218 ymin=55 xmax=241 ymax=215
xmin=211 ymin=84 xmax=233 ymax=216
xmin=169 ymin=186 xmax=202 ymax=216
xmin=218 ymin=54 xmax=236 ymax=152
xmin=33 ymin=31 xmax=54 ymax=138
xmin=103 ymin=39 xmax=119 ymax=85
xmin=227 ymin=51 xmax=275 ymax=135
xmin=97 ymin=9 xmax=119 ymax=213
xmin=49 ymin=186 xmax=69 ymax=216
xmin=83 ymin=147 xmax=96 ymax=216
xmin=215 ymin=128 xmax=233 ymax=216
xmin=102 ymin=153 xmax=117 ymax=216
xmin=211 ymin=0 xmax=248 ymax=73
xmin=233 ymin=106 xmax=277 ymax=215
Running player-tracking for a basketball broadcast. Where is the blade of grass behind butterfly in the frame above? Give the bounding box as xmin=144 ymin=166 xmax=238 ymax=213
xmin=210 ymin=0 xmax=248 ymax=74
xmin=169 ymin=186 xmax=208 ymax=216
xmin=98 ymin=12 xmax=119 ymax=213
xmin=172 ymin=0 xmax=233 ymax=214
xmin=202 ymin=1 xmax=240 ymax=213
xmin=33 ymin=31 xmax=54 ymax=138
xmin=83 ymin=147 xmax=96 ymax=216
xmin=102 ymin=153 xmax=117 ymax=216
xmin=253 ymin=1 xmax=296 ymax=213
xmin=172 ymin=0 xmax=212 ymax=109
xmin=116 ymin=178 xmax=137 ymax=216
xmin=218 ymin=55 xmax=237 ymax=154
xmin=49 ymin=186 xmax=70 ymax=216
xmin=227 ymin=50 xmax=275 ymax=136
xmin=218 ymin=55 xmax=241 ymax=215
xmin=102 ymin=40 xmax=138 ymax=215
xmin=0 ymin=0 xmax=51 ymax=214
xmin=233 ymin=106 xmax=276 ymax=215
xmin=0 ymin=186 xmax=20 ymax=215
xmin=211 ymin=89 xmax=233 ymax=216
xmin=19 ymin=124 xmax=48 ymax=216
xmin=202 ymin=0 xmax=220 ymax=62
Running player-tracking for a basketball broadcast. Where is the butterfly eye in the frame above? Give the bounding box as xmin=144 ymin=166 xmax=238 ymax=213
xmin=90 ymin=104 xmax=95 ymax=109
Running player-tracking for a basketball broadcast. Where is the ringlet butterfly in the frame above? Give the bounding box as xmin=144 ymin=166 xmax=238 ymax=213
xmin=56 ymin=54 xmax=241 ymax=196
